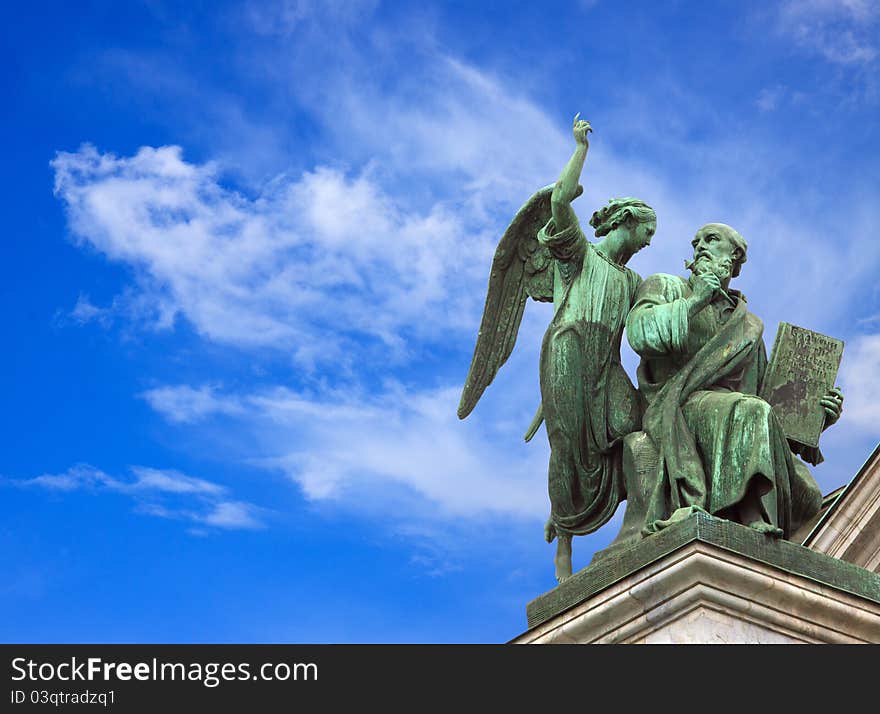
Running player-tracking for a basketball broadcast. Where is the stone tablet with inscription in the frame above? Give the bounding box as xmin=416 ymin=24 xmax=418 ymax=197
xmin=760 ymin=323 xmax=844 ymax=449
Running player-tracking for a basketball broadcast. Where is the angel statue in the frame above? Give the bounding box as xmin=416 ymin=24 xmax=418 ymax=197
xmin=458 ymin=115 xmax=657 ymax=582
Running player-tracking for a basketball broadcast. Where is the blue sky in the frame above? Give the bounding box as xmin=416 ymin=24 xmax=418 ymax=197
xmin=2 ymin=0 xmax=879 ymax=643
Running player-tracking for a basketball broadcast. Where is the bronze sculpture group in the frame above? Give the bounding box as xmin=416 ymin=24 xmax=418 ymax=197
xmin=459 ymin=116 xmax=844 ymax=582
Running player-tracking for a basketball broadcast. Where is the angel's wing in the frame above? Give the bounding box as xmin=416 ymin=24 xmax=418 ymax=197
xmin=457 ymin=183 xmax=583 ymax=419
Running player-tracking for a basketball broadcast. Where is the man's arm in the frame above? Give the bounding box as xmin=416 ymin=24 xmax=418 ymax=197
xmin=626 ymin=274 xmax=691 ymax=358
xmin=685 ymin=272 xmax=721 ymax=318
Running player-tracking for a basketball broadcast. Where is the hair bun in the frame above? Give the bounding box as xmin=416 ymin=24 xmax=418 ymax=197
xmin=589 ymin=198 xmax=655 ymax=237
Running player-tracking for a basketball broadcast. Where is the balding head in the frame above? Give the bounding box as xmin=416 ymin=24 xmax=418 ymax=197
xmin=689 ymin=223 xmax=748 ymax=280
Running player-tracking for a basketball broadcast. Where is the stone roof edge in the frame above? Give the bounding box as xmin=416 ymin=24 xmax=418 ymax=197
xmin=802 ymin=441 xmax=880 ymax=549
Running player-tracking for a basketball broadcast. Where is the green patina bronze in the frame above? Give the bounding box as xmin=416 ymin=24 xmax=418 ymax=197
xmin=459 ymin=115 xmax=845 ymax=583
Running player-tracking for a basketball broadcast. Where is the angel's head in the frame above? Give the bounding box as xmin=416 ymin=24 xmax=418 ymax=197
xmin=589 ymin=198 xmax=656 ymax=255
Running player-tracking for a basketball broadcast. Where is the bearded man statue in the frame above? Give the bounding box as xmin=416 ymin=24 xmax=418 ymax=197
xmin=616 ymin=223 xmax=843 ymax=541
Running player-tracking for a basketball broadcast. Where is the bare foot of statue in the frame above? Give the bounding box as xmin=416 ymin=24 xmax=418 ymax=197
xmin=747 ymin=521 xmax=784 ymax=537
xmin=738 ymin=492 xmax=783 ymax=537
xmin=554 ymin=533 xmax=572 ymax=583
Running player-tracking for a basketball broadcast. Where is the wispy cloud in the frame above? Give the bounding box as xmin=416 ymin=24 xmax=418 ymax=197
xmin=68 ymin=294 xmax=112 ymax=327
xmin=840 ymin=333 xmax=880 ymax=431
xmin=20 ymin=464 xmax=118 ymax=492
xmin=143 ymin=381 xmax=548 ymax=521
xmin=52 ymin=145 xmax=488 ymax=368
xmin=755 ymin=84 xmax=808 ymax=112
xmin=242 ymin=0 xmax=377 ymax=36
xmin=778 ymin=0 xmax=879 ymax=65
xmin=11 ymin=464 xmax=265 ymax=531
xmin=198 ymin=501 xmax=264 ymax=529
xmin=128 ymin=466 xmax=226 ymax=495
xmin=141 ymin=385 xmax=246 ymax=424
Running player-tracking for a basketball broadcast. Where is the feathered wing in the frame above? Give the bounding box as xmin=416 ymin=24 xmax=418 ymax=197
xmin=457 ymin=183 xmax=582 ymax=419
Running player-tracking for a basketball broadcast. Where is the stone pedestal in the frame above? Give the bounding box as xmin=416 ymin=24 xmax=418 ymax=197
xmin=511 ymin=513 xmax=880 ymax=644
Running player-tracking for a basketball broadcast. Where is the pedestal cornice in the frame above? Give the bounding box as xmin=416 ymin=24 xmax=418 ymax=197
xmin=513 ymin=513 xmax=880 ymax=644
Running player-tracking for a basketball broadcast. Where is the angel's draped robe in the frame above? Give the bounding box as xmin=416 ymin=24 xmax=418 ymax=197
xmin=625 ymin=273 xmax=823 ymax=537
xmin=538 ymin=218 xmax=642 ymax=536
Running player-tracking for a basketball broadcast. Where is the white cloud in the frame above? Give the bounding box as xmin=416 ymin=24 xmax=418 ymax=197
xmin=840 ymin=333 xmax=880 ymax=430
xmin=779 ymin=0 xmax=879 ymax=65
xmin=297 ymin=54 xmax=572 ymax=208
xmin=756 ymin=87 xmax=782 ymax=113
xmin=784 ymin=0 xmax=878 ymax=24
xmin=246 ymin=0 xmax=379 ymax=34
xmin=136 ymin=499 xmax=265 ymax=531
xmin=198 ymin=501 xmax=264 ymax=529
xmin=144 ymin=381 xmax=549 ymax=521
xmin=128 ymin=466 xmax=226 ymax=495
xmin=12 ymin=464 xmax=265 ymax=531
xmin=141 ymin=385 xmax=245 ymax=424
xmin=52 ymin=145 xmax=488 ymax=365
xmin=19 ymin=464 xmax=119 ymax=491
xmin=69 ymin=294 xmax=112 ymax=326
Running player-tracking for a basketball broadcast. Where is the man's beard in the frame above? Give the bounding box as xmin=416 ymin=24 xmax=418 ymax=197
xmin=685 ymin=254 xmax=733 ymax=282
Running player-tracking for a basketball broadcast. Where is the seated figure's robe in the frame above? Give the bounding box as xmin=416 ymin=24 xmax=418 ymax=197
xmin=625 ymin=273 xmax=822 ymax=537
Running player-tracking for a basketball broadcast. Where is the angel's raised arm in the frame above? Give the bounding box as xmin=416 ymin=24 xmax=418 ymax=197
xmin=550 ymin=114 xmax=592 ymax=234
xmin=458 ymin=117 xmax=587 ymax=419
